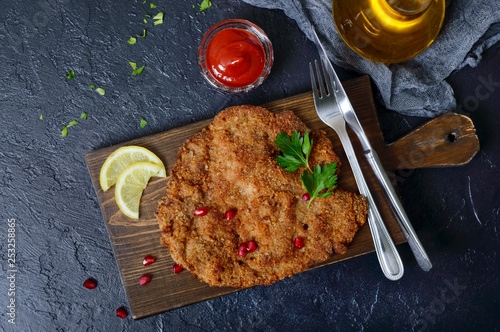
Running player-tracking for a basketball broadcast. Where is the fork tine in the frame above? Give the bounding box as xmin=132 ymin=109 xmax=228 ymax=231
xmin=314 ymin=60 xmax=327 ymax=98
xmin=320 ymin=59 xmax=334 ymax=96
xmin=309 ymin=62 xmax=320 ymax=101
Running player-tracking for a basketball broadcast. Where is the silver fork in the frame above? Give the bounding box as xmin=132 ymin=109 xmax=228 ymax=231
xmin=310 ymin=60 xmax=404 ymax=280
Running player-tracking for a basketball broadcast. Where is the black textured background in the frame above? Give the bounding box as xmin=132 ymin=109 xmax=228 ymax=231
xmin=0 ymin=0 xmax=499 ymax=331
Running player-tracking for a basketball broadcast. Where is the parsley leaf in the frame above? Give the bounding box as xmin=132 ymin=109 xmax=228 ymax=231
xmin=140 ymin=118 xmax=147 ymax=128
xmin=301 ymin=163 xmax=338 ymax=207
xmin=150 ymin=3 xmax=156 ymax=8
xmin=80 ymin=112 xmax=88 ymax=120
xmin=199 ymin=0 xmax=212 ymax=12
xmin=65 ymin=71 xmax=75 ymax=79
xmin=153 ymin=12 xmax=163 ymax=25
xmin=40 ymin=114 xmax=43 ymax=120
xmin=275 ymin=131 xmax=338 ymax=207
xmin=274 ymin=131 xmax=312 ymax=173
xmin=132 ymin=65 xmax=145 ymax=76
xmin=89 ymin=84 xmax=95 ymax=89
xmin=128 ymin=37 xmax=137 ymax=44
xmin=96 ymin=88 xmax=105 ymax=96
xmin=129 ymin=62 xmax=137 ymax=70
xmin=140 ymin=29 xmax=146 ymax=37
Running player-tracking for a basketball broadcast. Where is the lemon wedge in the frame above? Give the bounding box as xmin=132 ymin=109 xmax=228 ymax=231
xmin=100 ymin=146 xmax=166 ymax=191
xmin=115 ymin=162 xmax=164 ymax=219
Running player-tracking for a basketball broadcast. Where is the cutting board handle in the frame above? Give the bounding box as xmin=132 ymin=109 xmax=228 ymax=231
xmin=379 ymin=112 xmax=479 ymax=170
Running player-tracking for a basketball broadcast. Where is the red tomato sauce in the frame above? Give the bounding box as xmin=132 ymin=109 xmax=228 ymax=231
xmin=206 ymin=28 xmax=266 ymax=88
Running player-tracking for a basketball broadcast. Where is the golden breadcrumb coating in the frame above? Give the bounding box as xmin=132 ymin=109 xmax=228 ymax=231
xmin=156 ymin=105 xmax=367 ymax=287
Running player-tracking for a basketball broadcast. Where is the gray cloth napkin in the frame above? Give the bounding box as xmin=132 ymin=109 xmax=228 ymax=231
xmin=241 ymin=0 xmax=500 ymax=117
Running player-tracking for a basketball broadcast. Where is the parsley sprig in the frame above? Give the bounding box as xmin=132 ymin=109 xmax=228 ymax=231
xmin=275 ymin=131 xmax=338 ymax=207
xmin=301 ymin=164 xmax=338 ymax=207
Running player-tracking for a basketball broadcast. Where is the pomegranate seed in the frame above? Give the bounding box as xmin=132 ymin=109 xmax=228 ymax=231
xmin=294 ymin=237 xmax=304 ymax=249
xmin=247 ymin=241 xmax=257 ymax=253
xmin=302 ymin=193 xmax=310 ymax=201
xmin=116 ymin=308 xmax=127 ymax=318
xmin=138 ymin=275 xmax=151 ymax=286
xmin=172 ymin=264 xmax=183 ymax=274
xmin=83 ymin=278 xmax=96 ymax=289
xmin=194 ymin=207 xmax=208 ymax=216
xmin=225 ymin=208 xmax=237 ymax=220
xmin=238 ymin=243 xmax=247 ymax=257
xmin=143 ymin=256 xmax=156 ymax=266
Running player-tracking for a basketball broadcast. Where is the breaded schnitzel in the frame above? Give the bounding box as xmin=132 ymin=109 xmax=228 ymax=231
xmin=156 ymin=105 xmax=367 ymax=287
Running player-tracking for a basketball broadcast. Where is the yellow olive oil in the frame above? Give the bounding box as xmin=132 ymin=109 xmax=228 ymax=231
xmin=333 ymin=0 xmax=445 ymax=63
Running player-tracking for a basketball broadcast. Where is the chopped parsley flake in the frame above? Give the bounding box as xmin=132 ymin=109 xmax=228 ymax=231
xmin=153 ymin=12 xmax=163 ymax=25
xmin=128 ymin=37 xmax=137 ymax=44
xmin=40 ymin=114 xmax=43 ymax=120
xmin=80 ymin=112 xmax=88 ymax=120
xmin=144 ymin=19 xmax=148 ymax=23
xmin=199 ymin=0 xmax=212 ymax=12
xmin=140 ymin=29 xmax=146 ymax=37
xmin=140 ymin=118 xmax=147 ymax=128
xmin=129 ymin=62 xmax=137 ymax=70
xmin=65 ymin=70 xmax=75 ymax=79
xmin=96 ymin=88 xmax=105 ymax=96
xmin=150 ymin=3 xmax=156 ymax=8
xmin=67 ymin=120 xmax=79 ymax=127
xmin=62 ymin=120 xmax=79 ymax=137
xmin=145 ymin=14 xmax=151 ymax=18
xmin=132 ymin=65 xmax=145 ymax=76
xmin=89 ymin=84 xmax=95 ymax=89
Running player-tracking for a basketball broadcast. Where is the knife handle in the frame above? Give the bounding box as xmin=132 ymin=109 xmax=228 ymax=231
xmin=366 ymin=150 xmax=433 ymax=271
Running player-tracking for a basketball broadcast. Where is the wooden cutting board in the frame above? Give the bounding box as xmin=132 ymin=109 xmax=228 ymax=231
xmin=85 ymin=76 xmax=479 ymax=319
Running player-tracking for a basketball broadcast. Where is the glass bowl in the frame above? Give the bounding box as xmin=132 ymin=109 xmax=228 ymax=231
xmin=198 ymin=19 xmax=274 ymax=94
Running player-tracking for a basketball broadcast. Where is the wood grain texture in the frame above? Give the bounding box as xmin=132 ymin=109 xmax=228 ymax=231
xmin=85 ymin=76 xmax=478 ymax=319
xmin=381 ymin=112 xmax=479 ymax=170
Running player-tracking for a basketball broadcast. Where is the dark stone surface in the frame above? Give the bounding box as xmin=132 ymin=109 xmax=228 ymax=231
xmin=0 ymin=0 xmax=498 ymax=331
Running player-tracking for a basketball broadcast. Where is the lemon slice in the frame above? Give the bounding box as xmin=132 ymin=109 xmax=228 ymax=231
xmin=115 ymin=162 xmax=164 ymax=219
xmin=100 ymin=146 xmax=166 ymax=191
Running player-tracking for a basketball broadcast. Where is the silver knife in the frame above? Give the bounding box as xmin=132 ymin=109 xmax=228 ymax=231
xmin=312 ymin=29 xmax=432 ymax=272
